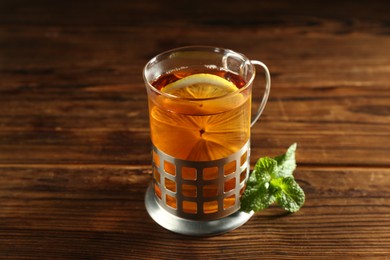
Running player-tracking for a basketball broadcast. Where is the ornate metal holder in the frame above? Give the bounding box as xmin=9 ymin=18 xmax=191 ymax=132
xmin=145 ymin=141 xmax=253 ymax=236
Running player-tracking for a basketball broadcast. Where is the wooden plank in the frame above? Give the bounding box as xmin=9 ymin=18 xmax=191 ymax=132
xmin=0 ymin=166 xmax=389 ymax=259
xmin=0 ymin=19 xmax=389 ymax=166
xmin=1 ymin=27 xmax=390 ymax=81
xmin=0 ymin=128 xmax=389 ymax=166
xmin=0 ymin=0 xmax=389 ymax=31
xmin=0 ymin=83 xmax=389 ymax=165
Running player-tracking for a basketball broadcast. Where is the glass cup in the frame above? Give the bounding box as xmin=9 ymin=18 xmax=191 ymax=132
xmin=143 ymin=46 xmax=270 ymax=236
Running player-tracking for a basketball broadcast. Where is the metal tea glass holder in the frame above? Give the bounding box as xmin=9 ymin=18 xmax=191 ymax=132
xmin=143 ymin=46 xmax=271 ymax=236
xmin=145 ymin=141 xmax=253 ymax=236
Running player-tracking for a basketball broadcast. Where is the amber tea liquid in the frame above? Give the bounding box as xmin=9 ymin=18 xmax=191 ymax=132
xmin=149 ymin=67 xmax=251 ymax=213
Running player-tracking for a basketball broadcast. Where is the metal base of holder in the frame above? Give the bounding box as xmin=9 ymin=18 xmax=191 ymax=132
xmin=145 ymin=183 xmax=253 ymax=236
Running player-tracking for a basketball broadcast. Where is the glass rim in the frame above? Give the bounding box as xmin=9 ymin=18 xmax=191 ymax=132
xmin=143 ymin=45 xmax=256 ymax=101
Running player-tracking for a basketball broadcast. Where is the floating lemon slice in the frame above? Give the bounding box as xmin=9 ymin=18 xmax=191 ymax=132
xmin=151 ymin=103 xmax=249 ymax=161
xmin=161 ymin=73 xmax=238 ymax=98
xmin=151 ymin=73 xmax=249 ymax=162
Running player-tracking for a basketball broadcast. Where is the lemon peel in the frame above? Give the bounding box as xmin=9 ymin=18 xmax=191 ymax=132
xmin=161 ymin=73 xmax=238 ymax=99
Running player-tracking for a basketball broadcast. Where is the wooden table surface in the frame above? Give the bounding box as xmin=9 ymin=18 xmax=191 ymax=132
xmin=1 ymin=0 xmax=389 ymax=259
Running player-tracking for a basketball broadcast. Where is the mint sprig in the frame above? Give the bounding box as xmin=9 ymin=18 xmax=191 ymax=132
xmin=240 ymin=143 xmax=305 ymax=213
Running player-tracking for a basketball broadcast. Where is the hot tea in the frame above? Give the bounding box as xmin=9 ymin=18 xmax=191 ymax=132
xmin=148 ymin=67 xmax=251 ymax=212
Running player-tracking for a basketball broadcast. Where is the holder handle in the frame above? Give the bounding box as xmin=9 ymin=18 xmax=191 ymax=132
xmin=250 ymin=60 xmax=271 ymax=127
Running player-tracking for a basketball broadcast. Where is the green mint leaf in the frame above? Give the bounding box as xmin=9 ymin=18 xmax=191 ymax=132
xmin=253 ymin=157 xmax=278 ymax=180
xmin=272 ymin=177 xmax=305 ymax=212
xmin=240 ymin=182 xmax=276 ymax=213
xmin=240 ymin=143 xmax=305 ymax=214
xmin=273 ymin=143 xmax=297 ymax=178
xmin=240 ymin=157 xmax=276 ymax=213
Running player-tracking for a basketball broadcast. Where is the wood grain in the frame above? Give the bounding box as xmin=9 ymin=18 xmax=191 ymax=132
xmin=0 ymin=166 xmax=389 ymax=259
xmin=1 ymin=27 xmax=389 ymax=165
xmin=0 ymin=0 xmax=389 ymax=259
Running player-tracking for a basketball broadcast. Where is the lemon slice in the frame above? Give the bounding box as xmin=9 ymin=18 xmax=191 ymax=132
xmin=150 ymin=73 xmax=249 ymax=162
xmin=161 ymin=73 xmax=238 ymax=98
xmin=151 ymin=102 xmax=250 ymax=161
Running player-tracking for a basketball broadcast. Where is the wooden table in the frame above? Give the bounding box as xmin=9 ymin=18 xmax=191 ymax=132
xmin=1 ymin=1 xmax=389 ymax=259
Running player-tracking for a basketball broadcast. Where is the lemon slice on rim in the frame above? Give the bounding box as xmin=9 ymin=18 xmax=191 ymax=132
xmin=161 ymin=73 xmax=238 ymax=98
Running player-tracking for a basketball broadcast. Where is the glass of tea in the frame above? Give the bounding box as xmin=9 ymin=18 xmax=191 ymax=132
xmin=143 ymin=46 xmax=271 ymax=236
